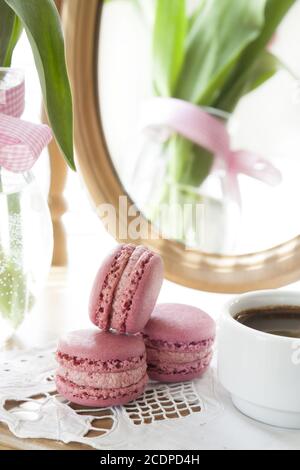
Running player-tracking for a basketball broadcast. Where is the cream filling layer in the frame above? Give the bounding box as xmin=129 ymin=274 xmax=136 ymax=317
xmin=58 ymin=364 xmax=147 ymax=389
xmin=146 ymin=346 xmax=212 ymax=364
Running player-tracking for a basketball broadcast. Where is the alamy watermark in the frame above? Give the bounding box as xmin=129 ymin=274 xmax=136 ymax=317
xmin=292 ymin=341 xmax=300 ymax=366
xmin=96 ymin=196 xmax=205 ymax=246
xmin=293 ymin=80 xmax=300 ymax=104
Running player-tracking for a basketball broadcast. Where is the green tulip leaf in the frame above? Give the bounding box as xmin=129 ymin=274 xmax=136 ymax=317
xmin=216 ymin=0 xmax=297 ymax=111
xmin=153 ymin=0 xmax=187 ymax=96
xmin=217 ymin=51 xmax=281 ymax=111
xmin=0 ymin=1 xmax=22 ymax=67
xmin=3 ymin=0 xmax=75 ymax=170
xmin=176 ymin=0 xmax=268 ymax=105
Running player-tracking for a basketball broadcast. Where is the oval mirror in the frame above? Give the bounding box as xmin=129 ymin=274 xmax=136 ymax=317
xmin=64 ymin=0 xmax=300 ymax=293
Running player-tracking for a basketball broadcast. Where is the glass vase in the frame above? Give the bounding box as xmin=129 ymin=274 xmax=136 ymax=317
xmin=0 ymin=168 xmax=53 ymax=345
xmin=126 ymin=111 xmax=239 ymax=253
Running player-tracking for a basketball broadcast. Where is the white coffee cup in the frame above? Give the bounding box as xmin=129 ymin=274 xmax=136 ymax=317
xmin=218 ymin=290 xmax=300 ymax=429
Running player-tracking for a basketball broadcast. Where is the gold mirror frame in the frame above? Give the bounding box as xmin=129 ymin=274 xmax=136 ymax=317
xmin=63 ymin=0 xmax=300 ymax=293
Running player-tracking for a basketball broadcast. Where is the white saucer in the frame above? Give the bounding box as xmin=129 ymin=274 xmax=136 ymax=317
xmin=233 ymin=396 xmax=300 ymax=430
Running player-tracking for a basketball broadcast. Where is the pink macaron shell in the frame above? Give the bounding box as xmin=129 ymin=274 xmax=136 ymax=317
xmin=55 ymin=374 xmax=148 ymax=408
xmin=56 ymin=350 xmax=146 ymax=374
xmin=89 ymin=244 xmax=135 ymax=330
xmin=148 ymin=365 xmax=210 ymax=383
xmin=57 ymin=329 xmax=146 ymax=362
xmin=143 ymin=303 xmax=216 ymax=344
xmin=111 ymin=253 xmax=163 ymax=334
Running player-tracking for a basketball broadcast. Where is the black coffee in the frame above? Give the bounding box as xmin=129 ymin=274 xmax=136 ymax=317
xmin=234 ymin=306 xmax=300 ymax=338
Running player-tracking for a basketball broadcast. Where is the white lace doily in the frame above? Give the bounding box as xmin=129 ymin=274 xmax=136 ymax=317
xmin=1 ymin=344 xmax=300 ymax=450
xmin=0 ymin=343 xmax=223 ymax=450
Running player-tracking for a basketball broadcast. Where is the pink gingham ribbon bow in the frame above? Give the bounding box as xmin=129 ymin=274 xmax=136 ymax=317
xmin=141 ymin=97 xmax=282 ymax=206
xmin=0 ymin=68 xmax=52 ymax=173
xmin=0 ymin=68 xmax=25 ymax=118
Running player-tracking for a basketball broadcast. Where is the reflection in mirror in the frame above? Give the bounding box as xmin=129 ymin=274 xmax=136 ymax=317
xmin=98 ymin=0 xmax=300 ymax=256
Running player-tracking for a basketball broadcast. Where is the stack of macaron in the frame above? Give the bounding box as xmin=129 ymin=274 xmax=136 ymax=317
xmin=55 ymin=244 xmax=216 ymax=407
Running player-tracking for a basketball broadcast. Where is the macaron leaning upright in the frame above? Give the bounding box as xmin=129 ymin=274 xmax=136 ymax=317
xmin=89 ymin=244 xmax=163 ymax=334
xmin=55 ymin=329 xmax=148 ymax=407
xmin=143 ymin=304 xmax=216 ymax=383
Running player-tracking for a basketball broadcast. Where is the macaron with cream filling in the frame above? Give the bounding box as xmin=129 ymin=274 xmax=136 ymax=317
xmin=143 ymin=304 xmax=216 ymax=382
xmin=55 ymin=329 xmax=148 ymax=407
xmin=89 ymin=244 xmax=163 ymax=334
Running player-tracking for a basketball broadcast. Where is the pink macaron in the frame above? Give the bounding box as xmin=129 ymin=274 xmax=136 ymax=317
xmin=89 ymin=244 xmax=163 ymax=334
xmin=143 ymin=304 xmax=216 ymax=383
xmin=55 ymin=329 xmax=148 ymax=407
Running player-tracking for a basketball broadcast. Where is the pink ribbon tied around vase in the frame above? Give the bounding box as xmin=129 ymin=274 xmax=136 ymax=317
xmin=140 ymin=97 xmax=282 ymax=207
xmin=0 ymin=68 xmax=52 ymax=173
xmin=0 ymin=68 xmax=25 ymax=118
